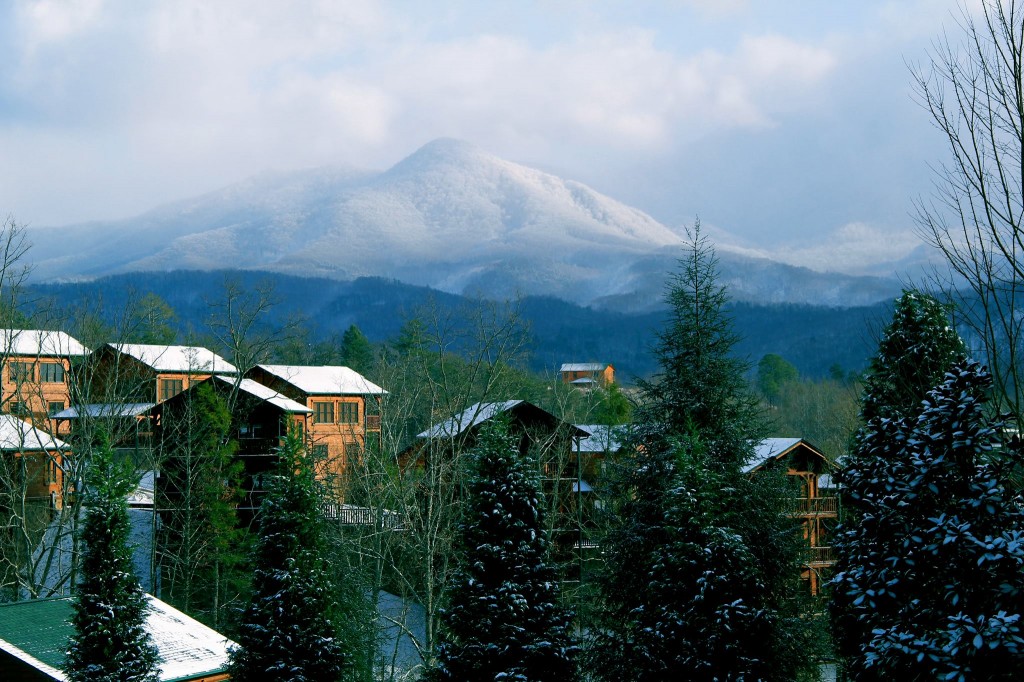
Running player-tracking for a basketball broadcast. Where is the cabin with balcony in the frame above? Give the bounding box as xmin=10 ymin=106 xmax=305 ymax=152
xmin=0 ymin=594 xmax=233 ymax=681
xmin=0 ymin=415 xmax=69 ymax=511
xmin=744 ymin=437 xmax=837 ymax=596
xmin=151 ymin=375 xmax=311 ymax=516
xmin=1 ymin=330 xmax=88 ymax=431
xmin=245 ymin=365 xmax=386 ymax=494
xmin=84 ymin=343 xmax=237 ymax=406
xmin=559 ymin=362 xmax=614 ymax=389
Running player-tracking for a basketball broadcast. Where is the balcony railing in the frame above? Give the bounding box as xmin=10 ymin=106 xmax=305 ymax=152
xmin=788 ymin=497 xmax=839 ymax=516
xmin=807 ymin=546 xmax=835 ymax=564
xmin=322 ymin=503 xmax=404 ymax=529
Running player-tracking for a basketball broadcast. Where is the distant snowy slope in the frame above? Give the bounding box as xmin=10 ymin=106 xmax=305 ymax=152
xmin=26 ymin=138 xmax=901 ymax=308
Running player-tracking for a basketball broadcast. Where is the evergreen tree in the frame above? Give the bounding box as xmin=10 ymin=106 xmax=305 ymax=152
xmin=831 ymin=360 xmax=1024 ymax=679
xmin=426 ymin=419 xmax=577 ymax=681
xmin=65 ymin=435 xmax=160 ymax=682
xmin=340 ymin=324 xmax=375 ymax=377
xmin=757 ymin=353 xmax=799 ymax=405
xmin=832 ymin=289 xmax=967 ymax=671
xmin=859 ymin=290 xmax=964 ymax=424
xmin=228 ymin=429 xmax=348 ymax=682
xmin=590 ymin=224 xmax=819 ymax=681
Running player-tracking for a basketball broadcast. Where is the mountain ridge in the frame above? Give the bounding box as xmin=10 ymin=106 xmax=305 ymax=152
xmin=26 ymin=138 xmax=903 ymax=310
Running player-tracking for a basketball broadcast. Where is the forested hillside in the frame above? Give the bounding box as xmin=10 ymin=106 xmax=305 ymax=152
xmin=29 ymin=270 xmax=888 ymax=381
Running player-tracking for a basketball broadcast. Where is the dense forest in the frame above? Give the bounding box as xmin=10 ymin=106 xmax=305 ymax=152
xmin=28 ymin=270 xmax=889 ymax=382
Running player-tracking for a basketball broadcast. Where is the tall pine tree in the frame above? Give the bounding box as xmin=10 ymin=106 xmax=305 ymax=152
xmin=590 ymin=223 xmax=819 ymax=681
xmin=426 ymin=419 xmax=577 ymax=681
xmin=831 ymin=360 xmax=1024 ymax=679
xmin=65 ymin=434 xmax=160 ymax=682
xmin=228 ymin=429 xmax=348 ymax=682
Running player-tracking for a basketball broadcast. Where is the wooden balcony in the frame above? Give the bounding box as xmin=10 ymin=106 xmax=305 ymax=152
xmin=788 ymin=496 xmax=839 ymax=516
xmin=807 ymin=546 xmax=835 ymax=565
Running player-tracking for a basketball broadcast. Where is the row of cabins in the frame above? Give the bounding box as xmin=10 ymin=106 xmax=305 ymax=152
xmin=0 ymin=330 xmax=386 ymax=513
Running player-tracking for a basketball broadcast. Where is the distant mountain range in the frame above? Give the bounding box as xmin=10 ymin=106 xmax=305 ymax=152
xmin=26 ymin=138 xmax=905 ymax=311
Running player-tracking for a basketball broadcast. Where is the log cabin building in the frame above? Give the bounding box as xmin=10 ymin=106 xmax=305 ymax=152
xmin=0 ymin=330 xmax=88 ymax=431
xmin=245 ymin=364 xmax=386 ymax=496
xmin=0 ymin=415 xmax=69 ymax=511
xmin=559 ymin=362 xmax=615 ymax=389
xmin=744 ymin=437 xmax=838 ymax=596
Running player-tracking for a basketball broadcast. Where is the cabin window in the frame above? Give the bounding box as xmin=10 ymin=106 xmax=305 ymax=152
xmin=314 ymin=401 xmax=335 ymax=424
xmin=46 ymin=456 xmax=59 ymax=484
xmin=40 ymin=362 xmax=65 ymax=383
xmin=48 ymin=401 xmax=65 ymax=415
xmin=312 ymin=444 xmax=329 ymax=460
xmin=9 ymin=361 xmax=34 ymax=383
xmin=339 ymin=402 xmax=359 ymax=424
xmin=159 ymin=378 xmax=184 ymax=401
xmin=8 ymin=401 xmax=26 ymax=415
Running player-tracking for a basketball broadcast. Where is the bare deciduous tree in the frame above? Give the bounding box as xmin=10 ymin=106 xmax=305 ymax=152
xmin=913 ymin=0 xmax=1024 ymax=421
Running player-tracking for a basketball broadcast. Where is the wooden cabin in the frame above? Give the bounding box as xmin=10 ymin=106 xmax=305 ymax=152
xmin=245 ymin=365 xmax=386 ymax=495
xmin=0 ymin=594 xmax=233 ymax=681
xmin=0 ymin=330 xmax=88 ymax=432
xmin=0 ymin=415 xmax=69 ymax=510
xmin=152 ymin=375 xmax=311 ymax=515
xmin=745 ymin=437 xmax=837 ymax=596
xmin=84 ymin=343 xmax=237 ymax=406
xmin=559 ymin=362 xmax=615 ymax=388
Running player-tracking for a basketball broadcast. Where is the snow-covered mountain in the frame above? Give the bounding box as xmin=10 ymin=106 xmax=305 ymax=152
xmin=27 ymin=138 xmax=902 ymax=309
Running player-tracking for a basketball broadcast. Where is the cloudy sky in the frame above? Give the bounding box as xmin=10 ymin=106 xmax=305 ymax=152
xmin=0 ymin=0 xmax=972 ymax=271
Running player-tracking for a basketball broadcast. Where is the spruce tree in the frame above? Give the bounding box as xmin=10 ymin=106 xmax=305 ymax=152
xmin=831 ymin=360 xmax=1024 ymax=679
xmin=340 ymin=324 xmax=375 ymax=377
xmin=590 ymin=224 xmax=819 ymax=681
xmin=832 ymin=289 xmax=967 ymax=672
xmin=228 ymin=429 xmax=348 ymax=682
xmin=65 ymin=435 xmax=160 ymax=682
xmin=426 ymin=419 xmax=577 ymax=681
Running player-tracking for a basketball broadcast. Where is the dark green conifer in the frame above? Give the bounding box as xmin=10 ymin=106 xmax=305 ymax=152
xmin=65 ymin=435 xmax=160 ymax=682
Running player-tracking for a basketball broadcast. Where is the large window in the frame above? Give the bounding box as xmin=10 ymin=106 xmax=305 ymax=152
xmin=48 ymin=401 xmax=65 ymax=416
xmin=40 ymin=362 xmax=65 ymax=383
xmin=314 ymin=401 xmax=335 ymax=424
xmin=159 ymin=378 xmax=184 ymax=401
xmin=9 ymin=361 xmax=33 ymax=383
xmin=339 ymin=402 xmax=359 ymax=424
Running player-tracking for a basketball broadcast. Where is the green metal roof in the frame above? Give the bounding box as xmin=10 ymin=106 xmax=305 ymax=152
xmin=0 ymin=597 xmax=71 ymax=678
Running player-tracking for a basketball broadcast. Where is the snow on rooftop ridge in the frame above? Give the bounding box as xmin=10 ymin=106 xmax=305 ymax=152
xmin=213 ymin=375 xmax=312 ymax=413
xmin=560 ymin=362 xmax=610 ymax=372
xmin=743 ymin=437 xmax=808 ymax=473
xmin=417 ymin=400 xmax=524 ymax=439
xmin=257 ymin=364 xmax=387 ymax=395
xmin=0 ymin=415 xmax=68 ymax=451
xmin=1 ymin=329 xmax=88 ymax=357
xmin=145 ymin=596 xmax=234 ymax=680
xmin=113 ymin=343 xmax=237 ymax=374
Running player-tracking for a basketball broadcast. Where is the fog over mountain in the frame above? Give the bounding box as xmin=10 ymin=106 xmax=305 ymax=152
xmin=28 ymin=138 xmax=905 ymax=311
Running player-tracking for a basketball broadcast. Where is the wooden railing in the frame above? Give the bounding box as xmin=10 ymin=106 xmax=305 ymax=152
xmin=807 ymin=546 xmax=836 ymax=564
xmin=322 ymin=503 xmax=404 ymax=529
xmin=788 ymin=497 xmax=839 ymax=516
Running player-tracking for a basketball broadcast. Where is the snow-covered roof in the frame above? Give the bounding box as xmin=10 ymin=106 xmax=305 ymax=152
xmin=417 ymin=400 xmax=524 ymax=439
xmin=570 ymin=377 xmax=598 ymax=385
xmin=0 ymin=415 xmax=68 ymax=451
xmin=743 ymin=437 xmax=811 ymax=474
xmin=575 ymin=424 xmax=625 ymax=453
xmin=0 ymin=595 xmax=234 ymax=682
xmin=110 ymin=343 xmax=237 ymax=374
xmin=1 ymin=329 xmax=88 ymax=357
xmin=560 ymin=362 xmax=610 ymax=372
xmin=213 ymin=375 xmax=311 ymax=413
xmin=256 ymin=364 xmax=387 ymax=396
xmin=52 ymin=403 xmax=156 ymax=419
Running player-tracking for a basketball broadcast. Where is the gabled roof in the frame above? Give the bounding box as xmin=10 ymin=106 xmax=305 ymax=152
xmin=560 ymin=362 xmax=611 ymax=373
xmin=212 ymin=375 xmax=311 ymax=413
xmin=107 ymin=344 xmax=237 ymax=374
xmin=0 ymin=595 xmax=234 ymax=682
xmin=575 ymin=424 xmax=625 ymax=454
xmin=418 ymin=400 xmax=524 ymax=439
xmin=255 ymin=364 xmax=386 ymax=396
xmin=52 ymin=403 xmax=156 ymax=419
xmin=743 ymin=437 xmax=827 ymax=474
xmin=1 ymin=329 xmax=88 ymax=357
xmin=0 ymin=415 xmax=68 ymax=451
